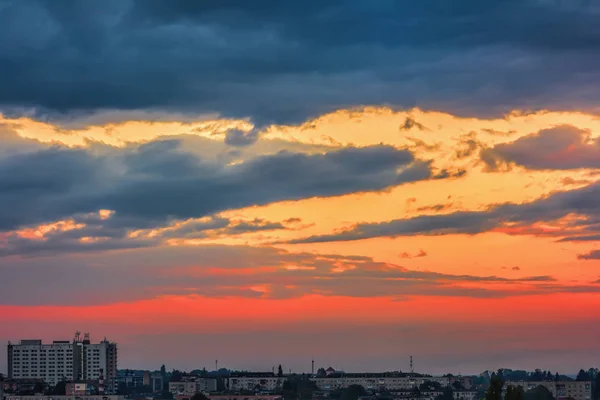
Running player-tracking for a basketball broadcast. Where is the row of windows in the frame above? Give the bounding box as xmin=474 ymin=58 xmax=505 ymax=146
xmin=12 ymin=357 xmax=73 ymax=360
xmin=13 ymin=349 xmax=73 ymax=353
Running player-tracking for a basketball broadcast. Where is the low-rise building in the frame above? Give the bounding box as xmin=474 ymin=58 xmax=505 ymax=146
xmin=226 ymin=376 xmax=283 ymax=392
xmin=116 ymin=370 xmax=149 ymax=389
xmin=390 ymin=389 xmax=477 ymax=400
xmin=311 ymin=376 xmax=450 ymax=391
xmin=170 ymin=381 xmax=197 ymax=397
xmin=504 ymin=381 xmax=591 ymax=400
xmin=208 ymin=396 xmax=282 ymax=400
xmin=66 ymin=382 xmax=99 ymax=396
xmin=170 ymin=378 xmax=218 ymax=397
xmin=5 ymin=396 xmax=124 ymax=400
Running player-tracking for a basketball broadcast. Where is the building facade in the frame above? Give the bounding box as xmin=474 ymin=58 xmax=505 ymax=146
xmin=5 ymin=396 xmax=123 ymax=400
xmin=115 ymin=370 xmax=149 ymax=389
xmin=227 ymin=376 xmax=283 ymax=392
xmin=170 ymin=378 xmax=218 ymax=397
xmin=311 ymin=376 xmax=450 ymax=391
xmin=389 ymin=390 xmax=477 ymax=400
xmin=504 ymin=381 xmax=592 ymax=400
xmin=7 ymin=334 xmax=117 ymax=392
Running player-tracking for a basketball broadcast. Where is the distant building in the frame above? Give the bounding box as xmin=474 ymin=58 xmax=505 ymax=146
xmin=208 ymin=396 xmax=282 ymax=400
xmin=7 ymin=333 xmax=118 ymax=393
xmin=169 ymin=377 xmax=218 ymax=397
xmin=226 ymin=376 xmax=283 ymax=392
xmin=116 ymin=370 xmax=149 ymax=388
xmin=150 ymin=373 xmax=164 ymax=393
xmin=1 ymin=379 xmax=45 ymax=395
xmin=66 ymin=382 xmax=99 ymax=396
xmin=389 ymin=390 xmax=477 ymax=400
xmin=311 ymin=376 xmax=450 ymax=391
xmin=5 ymin=396 xmax=123 ymax=400
xmin=504 ymin=381 xmax=591 ymax=400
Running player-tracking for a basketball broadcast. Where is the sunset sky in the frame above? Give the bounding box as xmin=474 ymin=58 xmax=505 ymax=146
xmin=1 ymin=0 xmax=600 ymax=376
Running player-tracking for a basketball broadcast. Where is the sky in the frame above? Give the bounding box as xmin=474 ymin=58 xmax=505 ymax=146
xmin=1 ymin=0 xmax=600 ymax=376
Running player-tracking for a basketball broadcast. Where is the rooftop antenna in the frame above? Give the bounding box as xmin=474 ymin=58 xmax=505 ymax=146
xmin=312 ymin=359 xmax=315 ymax=376
xmin=410 ymin=356 xmax=413 ymax=373
xmin=215 ymin=360 xmax=218 ymax=371
xmin=74 ymin=331 xmax=81 ymax=342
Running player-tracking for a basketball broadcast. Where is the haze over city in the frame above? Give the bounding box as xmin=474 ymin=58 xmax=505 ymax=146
xmin=1 ymin=0 xmax=600 ymax=377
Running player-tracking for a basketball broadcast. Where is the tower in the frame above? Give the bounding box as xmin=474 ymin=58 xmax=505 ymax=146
xmin=312 ymin=359 xmax=315 ymax=376
xmin=410 ymin=356 xmax=413 ymax=373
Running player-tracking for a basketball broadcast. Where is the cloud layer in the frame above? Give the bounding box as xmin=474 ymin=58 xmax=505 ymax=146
xmin=482 ymin=125 xmax=600 ymax=170
xmin=1 ymin=1 xmax=600 ymax=124
xmin=288 ymin=182 xmax=600 ymax=243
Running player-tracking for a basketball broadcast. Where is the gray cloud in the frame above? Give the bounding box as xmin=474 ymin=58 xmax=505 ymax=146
xmin=0 ymin=134 xmax=437 ymax=238
xmin=1 ymin=1 xmax=600 ymax=126
xmin=481 ymin=125 xmax=600 ymax=171
xmin=578 ymin=250 xmax=600 ymax=260
xmin=287 ymin=182 xmax=600 ymax=243
xmin=224 ymin=128 xmax=261 ymax=147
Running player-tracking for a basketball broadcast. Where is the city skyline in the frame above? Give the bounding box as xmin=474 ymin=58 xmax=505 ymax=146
xmin=1 ymin=1 xmax=600 ymax=376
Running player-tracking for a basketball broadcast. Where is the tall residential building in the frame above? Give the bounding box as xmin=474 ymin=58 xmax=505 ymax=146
xmin=7 ymin=333 xmax=118 ymax=393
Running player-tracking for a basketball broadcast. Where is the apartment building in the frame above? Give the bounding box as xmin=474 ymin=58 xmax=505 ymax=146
xmin=311 ymin=376 xmax=450 ymax=391
xmin=7 ymin=334 xmax=117 ymax=392
xmin=170 ymin=378 xmax=218 ymax=396
xmin=226 ymin=376 xmax=283 ymax=392
xmin=504 ymin=381 xmax=592 ymax=400
xmin=170 ymin=381 xmax=197 ymax=397
xmin=390 ymin=390 xmax=477 ymax=400
xmin=5 ymin=396 xmax=123 ymax=400
xmin=116 ymin=370 xmax=150 ymax=388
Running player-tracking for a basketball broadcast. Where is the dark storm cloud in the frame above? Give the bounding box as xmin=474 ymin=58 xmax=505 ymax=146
xmin=482 ymin=125 xmax=600 ymax=171
xmin=1 ymin=0 xmax=600 ymax=125
xmin=287 ymin=182 xmax=600 ymax=243
xmin=0 ymin=135 xmax=433 ymax=233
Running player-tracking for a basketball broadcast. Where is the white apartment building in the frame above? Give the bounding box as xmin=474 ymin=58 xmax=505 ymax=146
xmin=392 ymin=391 xmax=477 ymax=400
xmin=170 ymin=378 xmax=218 ymax=396
xmin=504 ymin=381 xmax=592 ymax=400
xmin=169 ymin=381 xmax=197 ymax=397
xmin=227 ymin=376 xmax=284 ymax=392
xmin=311 ymin=376 xmax=450 ymax=391
xmin=7 ymin=334 xmax=117 ymax=392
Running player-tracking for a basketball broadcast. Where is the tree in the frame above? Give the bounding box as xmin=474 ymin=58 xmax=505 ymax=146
xmin=340 ymin=385 xmax=366 ymax=400
xmin=524 ymin=385 xmax=555 ymax=400
xmin=421 ymin=381 xmax=443 ymax=391
xmin=594 ymin=371 xmax=600 ymax=400
xmin=577 ymin=370 xmax=590 ymax=382
xmin=191 ymin=394 xmax=210 ymax=400
xmin=316 ymin=368 xmax=326 ymax=377
xmin=34 ymin=381 xmax=45 ymax=394
xmin=435 ymin=386 xmax=454 ymax=400
xmin=506 ymin=385 xmax=525 ymax=400
xmin=161 ymin=365 xmax=167 ymax=376
xmin=278 ymin=365 xmax=284 ymax=378
xmin=485 ymin=373 xmax=505 ymax=400
xmin=53 ymin=381 xmax=67 ymax=396
xmin=282 ymin=375 xmax=320 ymax=400
xmin=171 ymin=370 xmax=184 ymax=382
